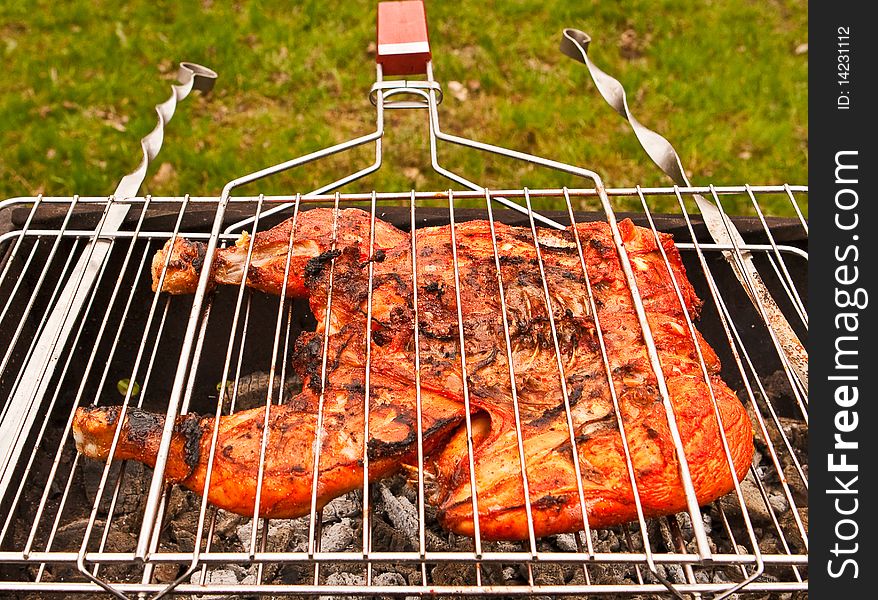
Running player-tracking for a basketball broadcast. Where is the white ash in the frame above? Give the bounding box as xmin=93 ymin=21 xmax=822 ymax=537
xmin=317 ymin=571 xmax=367 ymax=600
xmin=189 ymin=566 xmax=257 ymax=600
xmin=719 ymin=475 xmax=773 ymax=524
xmin=378 ymin=482 xmax=420 ymax=548
xmin=551 ymin=532 xmax=579 ymax=552
xmin=372 ymin=571 xmax=407 ymax=586
xmin=235 ymin=517 xmax=308 ymax=553
xmin=319 ymin=518 xmax=357 ymax=553
xmin=322 ymin=491 xmax=362 ymax=522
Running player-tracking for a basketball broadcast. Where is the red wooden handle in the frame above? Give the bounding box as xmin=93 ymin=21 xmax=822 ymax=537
xmin=376 ymin=1 xmax=431 ymax=76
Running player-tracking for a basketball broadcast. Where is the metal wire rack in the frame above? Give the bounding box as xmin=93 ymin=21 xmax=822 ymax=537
xmin=0 ymin=185 xmax=807 ymax=599
xmin=0 ymin=3 xmax=806 ymax=597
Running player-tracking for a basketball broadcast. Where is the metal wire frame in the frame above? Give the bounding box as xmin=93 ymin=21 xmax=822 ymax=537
xmin=0 ymin=185 xmax=806 ymax=598
xmin=0 ymin=61 xmax=215 ymax=512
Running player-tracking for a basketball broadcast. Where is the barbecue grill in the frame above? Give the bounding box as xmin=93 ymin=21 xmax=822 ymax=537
xmin=0 ymin=2 xmax=807 ymax=598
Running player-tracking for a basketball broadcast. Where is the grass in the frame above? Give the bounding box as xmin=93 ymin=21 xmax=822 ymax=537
xmin=1 ymin=0 xmax=807 ymax=216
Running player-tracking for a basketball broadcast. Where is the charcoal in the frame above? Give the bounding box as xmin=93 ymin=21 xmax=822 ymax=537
xmin=322 ymin=491 xmax=362 ymax=522
xmin=782 ymin=463 xmax=808 ymax=506
xmin=719 ymin=475 xmax=772 ymax=523
xmin=80 ymin=459 xmax=147 ymax=516
xmin=372 ymin=571 xmax=406 ymax=586
xmin=152 ymin=562 xmax=183 ymax=584
xmin=768 ymin=493 xmax=789 ymax=515
xmin=532 ymin=562 xmax=566 ymax=586
xmin=319 ymin=518 xmax=356 ymax=553
xmin=190 ymin=567 xmax=254 ymax=600
xmin=222 ymin=371 xmax=301 ymax=413
xmin=369 ymin=517 xmax=412 ymax=551
xmin=780 ymin=508 xmax=808 ymax=553
xmin=2 ymin=362 xmax=808 ymax=598
xmin=552 ymin=532 xmax=579 ymax=552
xmin=212 ymin=509 xmax=250 ymax=541
xmin=431 ymin=561 xmax=480 ymax=586
xmin=378 ymin=482 xmax=420 ymax=548
xmin=318 ymin=571 xmax=366 ymax=600
xmin=235 ymin=517 xmax=307 ymax=553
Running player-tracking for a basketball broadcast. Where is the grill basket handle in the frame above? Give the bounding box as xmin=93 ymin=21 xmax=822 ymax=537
xmin=376 ymin=0 xmax=431 ymax=75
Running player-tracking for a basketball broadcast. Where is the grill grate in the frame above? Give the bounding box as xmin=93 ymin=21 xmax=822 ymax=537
xmin=0 ymin=186 xmax=807 ymax=598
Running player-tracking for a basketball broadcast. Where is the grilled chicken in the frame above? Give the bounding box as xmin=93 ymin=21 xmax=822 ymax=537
xmin=73 ymin=364 xmax=464 ymax=518
xmin=75 ymin=208 xmax=753 ymax=540
xmin=150 ymin=208 xmax=406 ymax=297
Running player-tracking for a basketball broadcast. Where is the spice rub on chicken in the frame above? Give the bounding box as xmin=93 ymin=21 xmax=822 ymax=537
xmin=75 ymin=208 xmax=753 ymax=540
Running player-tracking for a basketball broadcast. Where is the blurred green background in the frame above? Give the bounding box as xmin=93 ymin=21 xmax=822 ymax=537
xmin=1 ymin=0 xmax=807 ymax=215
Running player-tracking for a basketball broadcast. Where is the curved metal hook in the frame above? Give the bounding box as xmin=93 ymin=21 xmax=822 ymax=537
xmin=561 ymin=29 xmax=690 ymax=186
xmin=112 ymin=62 xmax=217 ymax=201
xmin=561 ymin=28 xmax=808 ymax=394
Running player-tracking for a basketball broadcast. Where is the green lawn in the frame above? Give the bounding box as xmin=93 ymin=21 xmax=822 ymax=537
xmin=1 ymin=0 xmax=807 ymax=216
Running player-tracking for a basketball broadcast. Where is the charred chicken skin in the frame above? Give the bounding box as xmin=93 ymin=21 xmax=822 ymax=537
xmin=74 ymin=208 xmax=753 ymax=540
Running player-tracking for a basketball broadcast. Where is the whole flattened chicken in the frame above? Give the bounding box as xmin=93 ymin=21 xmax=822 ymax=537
xmin=73 ymin=208 xmax=753 ymax=540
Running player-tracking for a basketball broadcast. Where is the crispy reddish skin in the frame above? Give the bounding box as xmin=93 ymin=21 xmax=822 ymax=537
xmin=82 ymin=209 xmax=753 ymax=539
xmin=151 ymin=209 xmax=406 ymax=297
xmin=73 ymin=364 xmax=463 ymax=519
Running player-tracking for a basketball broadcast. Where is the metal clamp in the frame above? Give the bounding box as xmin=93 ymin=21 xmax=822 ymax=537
xmin=369 ymin=79 xmax=443 ymax=107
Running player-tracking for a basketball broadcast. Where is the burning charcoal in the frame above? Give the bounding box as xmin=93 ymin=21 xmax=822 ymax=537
xmin=718 ymin=476 xmax=771 ymax=524
xmin=190 ymin=567 xmax=249 ymax=600
xmin=783 ymin=463 xmax=808 ymax=506
xmin=322 ymin=491 xmax=362 ymax=522
xmin=51 ymin=517 xmax=99 ymax=552
xmin=80 ymin=458 xmax=148 ymax=516
xmin=221 ymin=371 xmax=301 ymax=413
xmin=171 ymin=524 xmax=197 ymax=552
xmin=165 ymin=487 xmax=201 ymax=520
xmin=780 ymin=417 xmax=808 ymax=451
xmin=552 ymin=532 xmax=579 ymax=552
xmin=666 ymin=564 xmax=685 ymax=583
xmin=531 ymin=561 xmax=566 ymax=586
xmin=319 ymin=571 xmax=367 ymax=600
xmin=780 ymin=508 xmax=808 ymax=553
xmin=768 ymin=493 xmax=789 ymax=515
xmin=211 ymin=509 xmax=250 ymax=542
xmin=760 ymin=370 xmax=799 ymax=414
xmin=502 ymin=565 xmax=519 ymax=583
xmin=367 ymin=564 xmax=420 ymax=588
xmin=584 ymin=563 xmax=633 ymax=588
xmin=647 ymin=563 xmax=669 ymax=584
xmin=369 ymin=517 xmax=412 ymax=551
xmin=378 ymin=483 xmax=420 ymax=548
xmin=694 ymin=569 xmax=712 ymax=585
xmin=759 ymin=532 xmax=783 ymax=554
xmin=431 ymin=562 xmax=476 ymax=586
xmin=712 ymin=568 xmax=735 ymax=584
xmin=701 ymin=511 xmax=713 ymax=533
xmin=675 ymin=512 xmax=693 ymax=537
xmin=592 ymin=528 xmax=622 ymax=552
xmin=152 ymin=562 xmax=182 ymax=584
xmin=235 ymin=518 xmax=307 ymax=553
xmin=320 ymin=518 xmax=357 ymax=552
xmin=372 ymin=571 xmax=406 ymax=586
xmin=423 ymin=528 xmax=454 ymax=552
